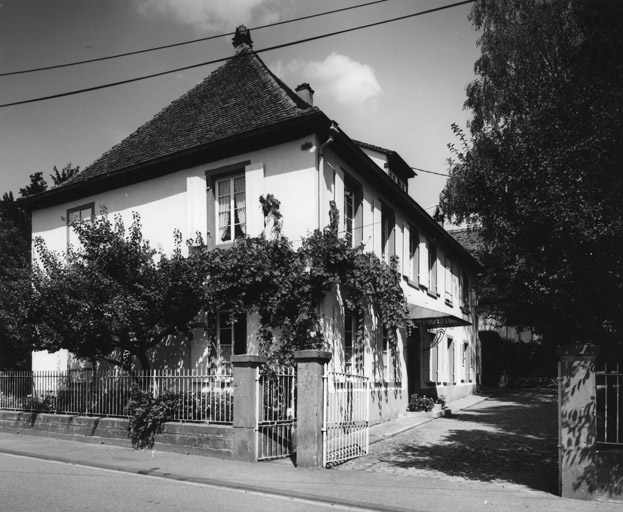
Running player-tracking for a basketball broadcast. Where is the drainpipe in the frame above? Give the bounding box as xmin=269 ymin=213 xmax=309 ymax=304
xmin=317 ymin=122 xmax=339 ymax=229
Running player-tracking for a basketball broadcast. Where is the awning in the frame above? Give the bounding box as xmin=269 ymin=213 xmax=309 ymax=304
xmin=407 ymin=304 xmax=471 ymax=328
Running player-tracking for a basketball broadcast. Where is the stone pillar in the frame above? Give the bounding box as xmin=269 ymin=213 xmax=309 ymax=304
xmin=294 ymin=349 xmax=332 ymax=468
xmin=231 ymin=354 xmax=266 ymax=462
xmin=557 ymin=343 xmax=599 ymax=500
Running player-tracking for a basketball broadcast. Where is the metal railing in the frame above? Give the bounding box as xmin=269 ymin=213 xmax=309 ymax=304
xmin=597 ymin=362 xmax=622 ymax=446
xmin=323 ymin=370 xmax=370 ymax=467
xmin=256 ymin=366 xmax=296 ymax=461
xmin=0 ymin=367 xmax=233 ymax=424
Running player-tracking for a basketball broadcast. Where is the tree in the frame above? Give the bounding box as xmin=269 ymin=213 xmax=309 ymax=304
xmin=440 ymin=0 xmax=623 ymax=354
xmin=26 ymin=212 xmax=202 ymax=371
xmin=19 ymin=172 xmax=48 ymax=197
xmin=50 ymin=163 xmax=80 ymax=187
xmin=0 ymin=192 xmax=32 ymax=369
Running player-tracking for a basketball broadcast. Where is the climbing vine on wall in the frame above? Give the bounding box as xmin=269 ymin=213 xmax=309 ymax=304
xmin=190 ymin=200 xmax=409 ymax=368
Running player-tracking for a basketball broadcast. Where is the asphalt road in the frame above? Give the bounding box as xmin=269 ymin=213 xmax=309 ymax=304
xmin=0 ymin=453 xmax=357 ymax=512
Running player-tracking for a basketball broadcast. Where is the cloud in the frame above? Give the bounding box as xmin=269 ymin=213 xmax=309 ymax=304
xmin=136 ymin=0 xmax=286 ymax=32
xmin=273 ymin=53 xmax=382 ymax=106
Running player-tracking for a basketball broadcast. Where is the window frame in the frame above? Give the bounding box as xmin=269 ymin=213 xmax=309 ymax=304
xmin=344 ymin=308 xmax=363 ymax=375
xmin=66 ymin=202 xmax=95 ymax=250
xmin=445 ymin=256 xmax=453 ymax=306
xmin=428 ymin=242 xmax=438 ymax=297
xmin=381 ymin=203 xmax=395 ymax=264
xmin=408 ymin=225 xmax=420 ymax=285
xmin=205 ymin=161 xmax=250 ymax=250
xmin=343 ymin=173 xmax=363 ymax=247
xmin=217 ymin=310 xmax=247 ymax=362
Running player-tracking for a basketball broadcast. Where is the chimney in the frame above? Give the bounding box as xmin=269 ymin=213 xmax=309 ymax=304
xmin=295 ymin=83 xmax=314 ymax=106
xmin=232 ymin=25 xmax=253 ymax=52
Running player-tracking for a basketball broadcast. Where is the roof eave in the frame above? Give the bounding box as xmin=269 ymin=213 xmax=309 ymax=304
xmin=19 ymin=110 xmax=327 ymax=211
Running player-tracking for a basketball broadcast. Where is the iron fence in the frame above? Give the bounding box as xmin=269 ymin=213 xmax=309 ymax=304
xmin=0 ymin=367 xmax=233 ymax=424
xmin=596 ymin=362 xmax=622 ymax=446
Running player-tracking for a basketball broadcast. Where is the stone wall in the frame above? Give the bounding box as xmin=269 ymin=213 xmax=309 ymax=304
xmin=0 ymin=410 xmax=233 ymax=457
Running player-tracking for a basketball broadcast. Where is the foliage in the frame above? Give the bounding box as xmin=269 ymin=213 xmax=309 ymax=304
xmin=124 ymin=386 xmax=179 ymax=449
xmin=440 ymin=0 xmax=623 ymax=352
xmin=407 ymin=393 xmax=445 ymax=412
xmin=1 ymin=164 xmax=85 ymax=369
xmin=19 ymin=172 xmax=48 ymax=197
xmin=0 ymin=192 xmax=32 ymax=369
xmin=49 ymin=163 xmax=80 ymax=187
xmin=25 ymin=212 xmax=202 ymax=371
xmin=191 ymin=201 xmax=409 ymax=368
xmin=479 ymin=330 xmax=557 ymax=387
xmin=21 ymin=196 xmax=407 ymax=373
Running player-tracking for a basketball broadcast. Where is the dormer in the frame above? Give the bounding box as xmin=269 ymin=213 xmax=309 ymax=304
xmin=353 ymin=140 xmax=415 ymax=194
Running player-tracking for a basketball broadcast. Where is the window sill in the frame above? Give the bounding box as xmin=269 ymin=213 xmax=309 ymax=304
xmin=445 ymin=299 xmax=453 ymax=307
xmin=403 ymin=276 xmax=420 ymax=290
xmin=426 ymin=290 xmax=438 ymax=299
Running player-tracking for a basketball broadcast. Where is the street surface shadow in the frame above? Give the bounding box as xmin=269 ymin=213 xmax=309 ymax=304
xmin=366 ymin=389 xmax=559 ymax=494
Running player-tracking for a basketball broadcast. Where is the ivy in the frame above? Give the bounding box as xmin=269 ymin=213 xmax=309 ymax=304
xmin=191 ymin=200 xmax=409 ymax=368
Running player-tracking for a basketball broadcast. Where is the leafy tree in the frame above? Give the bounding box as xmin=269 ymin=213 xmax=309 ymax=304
xmin=19 ymin=172 xmax=48 ymax=197
xmin=440 ymin=0 xmax=623 ymax=353
xmin=26 ymin=212 xmax=202 ymax=371
xmin=50 ymin=163 xmax=80 ymax=187
xmin=1 ymin=164 xmax=86 ymax=369
xmin=0 ymin=192 xmax=32 ymax=369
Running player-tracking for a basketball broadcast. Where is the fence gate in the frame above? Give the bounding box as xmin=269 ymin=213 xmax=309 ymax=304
xmin=256 ymin=367 xmax=296 ymax=461
xmin=597 ymin=362 xmax=622 ymax=447
xmin=323 ymin=370 xmax=370 ymax=467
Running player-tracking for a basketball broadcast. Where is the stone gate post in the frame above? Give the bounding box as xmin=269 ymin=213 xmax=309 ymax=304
xmin=557 ymin=343 xmax=599 ymax=500
xmin=231 ymin=354 xmax=266 ymax=462
xmin=294 ymin=349 xmax=332 ymax=468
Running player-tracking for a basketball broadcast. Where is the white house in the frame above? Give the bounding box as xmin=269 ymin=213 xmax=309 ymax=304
xmin=24 ymin=27 xmax=480 ymax=423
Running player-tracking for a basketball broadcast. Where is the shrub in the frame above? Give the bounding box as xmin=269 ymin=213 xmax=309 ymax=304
xmin=124 ymin=386 xmax=179 ymax=449
xmin=408 ymin=394 xmax=435 ymax=412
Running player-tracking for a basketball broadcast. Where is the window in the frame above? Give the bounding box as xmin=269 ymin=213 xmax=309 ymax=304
xmin=388 ymin=170 xmax=407 ymax=192
xmin=381 ymin=204 xmax=395 ymax=263
xmin=408 ymin=225 xmax=419 ymax=284
xmin=67 ymin=202 xmax=94 ymax=249
xmin=216 ymin=175 xmax=246 ymax=243
xmin=460 ymin=268 xmax=470 ymax=310
xmin=445 ymin=256 xmax=453 ymax=306
xmin=462 ymin=342 xmax=469 ymax=382
xmin=428 ymin=242 xmax=438 ymax=296
xmin=343 ymin=174 xmax=363 ymax=247
xmin=381 ymin=327 xmax=389 ymax=381
xmin=344 ymin=309 xmax=363 ymax=374
xmin=447 ymin=337 xmax=455 ymax=384
xmin=429 ymin=340 xmax=440 ymax=384
xmin=344 ymin=186 xmax=355 ymax=246
xmin=217 ymin=311 xmax=247 ymax=362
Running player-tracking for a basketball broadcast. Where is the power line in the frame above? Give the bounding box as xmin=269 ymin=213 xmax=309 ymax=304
xmin=411 ymin=167 xmax=450 ymax=177
xmin=0 ymin=1 xmax=475 ymax=109
xmin=0 ymin=0 xmax=391 ymax=77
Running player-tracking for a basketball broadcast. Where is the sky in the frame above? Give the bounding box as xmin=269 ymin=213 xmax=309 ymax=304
xmin=0 ymin=0 xmax=480 ymax=212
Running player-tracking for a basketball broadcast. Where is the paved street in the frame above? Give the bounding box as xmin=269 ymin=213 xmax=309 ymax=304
xmin=338 ymin=389 xmax=559 ymax=494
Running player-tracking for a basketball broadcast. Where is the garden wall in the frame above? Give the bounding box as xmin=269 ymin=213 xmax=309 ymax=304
xmin=0 ymin=410 xmax=233 ymax=457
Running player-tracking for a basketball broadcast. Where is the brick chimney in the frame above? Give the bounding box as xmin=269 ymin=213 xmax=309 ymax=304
xmin=295 ymin=83 xmax=314 ymax=106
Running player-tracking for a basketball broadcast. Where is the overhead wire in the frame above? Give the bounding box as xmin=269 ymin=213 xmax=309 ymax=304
xmin=0 ymin=0 xmax=391 ymax=77
xmin=0 ymin=0 xmax=475 ymax=109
